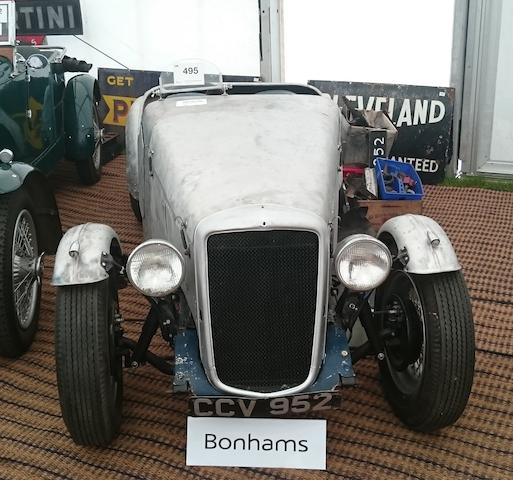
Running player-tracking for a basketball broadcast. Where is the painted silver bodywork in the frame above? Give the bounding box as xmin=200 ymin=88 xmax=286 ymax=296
xmin=378 ymin=214 xmax=461 ymax=274
xmin=125 ymin=95 xmax=146 ymax=200
xmin=131 ymin=86 xmax=342 ymax=397
xmin=52 ymin=223 xmax=119 ymax=286
xmin=137 ymin=90 xmax=342 ymax=314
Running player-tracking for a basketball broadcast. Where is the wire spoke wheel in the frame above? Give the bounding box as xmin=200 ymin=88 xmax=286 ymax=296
xmin=0 ymin=189 xmax=42 ymax=357
xmin=11 ymin=209 xmax=41 ymax=329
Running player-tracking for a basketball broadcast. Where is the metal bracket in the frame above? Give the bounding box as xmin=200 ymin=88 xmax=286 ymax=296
xmin=100 ymin=251 xmax=125 ymax=275
xmin=395 ymin=247 xmax=410 ymax=267
xmin=176 ymin=217 xmax=190 ymax=256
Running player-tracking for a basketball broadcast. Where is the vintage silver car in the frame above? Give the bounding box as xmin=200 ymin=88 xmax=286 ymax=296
xmin=52 ymin=61 xmax=475 ymax=446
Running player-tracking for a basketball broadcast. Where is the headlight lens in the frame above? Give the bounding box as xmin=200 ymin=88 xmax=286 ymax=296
xmin=335 ymin=234 xmax=392 ymax=291
xmin=127 ymin=240 xmax=185 ymax=297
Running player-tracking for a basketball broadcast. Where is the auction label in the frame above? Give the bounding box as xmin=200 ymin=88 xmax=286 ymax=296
xmin=186 ymin=417 xmax=326 ymax=469
xmin=173 ymin=61 xmax=205 ymax=86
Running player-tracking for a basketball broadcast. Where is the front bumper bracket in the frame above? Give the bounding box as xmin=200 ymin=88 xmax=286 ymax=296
xmin=173 ymin=323 xmax=355 ymax=395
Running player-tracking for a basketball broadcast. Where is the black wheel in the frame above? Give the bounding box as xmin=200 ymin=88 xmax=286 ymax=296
xmin=129 ymin=194 xmax=142 ymax=222
xmin=376 ymin=270 xmax=475 ymax=431
xmin=0 ymin=189 xmax=43 ymax=358
xmin=76 ymin=102 xmax=103 ymax=185
xmin=55 ymin=278 xmax=123 ymax=446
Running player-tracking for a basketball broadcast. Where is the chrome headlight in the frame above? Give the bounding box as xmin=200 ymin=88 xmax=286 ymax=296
xmin=334 ymin=234 xmax=392 ymax=291
xmin=127 ymin=240 xmax=185 ymax=297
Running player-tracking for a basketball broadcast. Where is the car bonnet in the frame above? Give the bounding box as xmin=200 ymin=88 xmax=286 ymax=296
xmin=142 ymin=93 xmax=341 ymax=231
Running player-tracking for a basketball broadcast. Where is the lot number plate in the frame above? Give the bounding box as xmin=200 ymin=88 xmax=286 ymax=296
xmin=173 ymin=61 xmax=205 ymax=86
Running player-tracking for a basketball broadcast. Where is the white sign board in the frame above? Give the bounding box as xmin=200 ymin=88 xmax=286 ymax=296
xmin=186 ymin=417 xmax=326 ymax=470
xmin=173 ymin=61 xmax=205 ymax=86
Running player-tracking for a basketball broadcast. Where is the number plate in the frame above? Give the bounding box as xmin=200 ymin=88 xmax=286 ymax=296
xmin=189 ymin=391 xmax=340 ymax=418
xmin=369 ymin=129 xmax=387 ymax=165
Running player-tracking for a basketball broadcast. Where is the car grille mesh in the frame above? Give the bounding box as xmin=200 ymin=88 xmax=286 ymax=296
xmin=207 ymin=230 xmax=319 ymax=392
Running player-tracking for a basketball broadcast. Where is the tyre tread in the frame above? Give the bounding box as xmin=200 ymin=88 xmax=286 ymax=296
xmin=379 ymin=270 xmax=475 ymax=432
xmin=55 ymin=280 xmax=121 ymax=446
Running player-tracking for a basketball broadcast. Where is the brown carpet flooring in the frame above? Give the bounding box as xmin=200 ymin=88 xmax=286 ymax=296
xmin=1 ymin=156 xmax=512 ymax=479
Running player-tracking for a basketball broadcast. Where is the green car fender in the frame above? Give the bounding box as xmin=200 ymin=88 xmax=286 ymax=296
xmin=0 ymin=162 xmax=62 ymax=254
xmin=64 ymin=74 xmax=100 ymax=162
xmin=0 ymin=161 xmax=33 ymax=194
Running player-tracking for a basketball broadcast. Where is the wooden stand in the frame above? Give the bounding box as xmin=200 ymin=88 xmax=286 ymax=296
xmin=358 ymin=200 xmax=423 ymax=231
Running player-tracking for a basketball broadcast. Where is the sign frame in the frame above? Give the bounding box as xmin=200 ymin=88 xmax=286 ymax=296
xmin=309 ymin=80 xmax=455 ymax=184
xmin=15 ymin=0 xmax=83 ymax=36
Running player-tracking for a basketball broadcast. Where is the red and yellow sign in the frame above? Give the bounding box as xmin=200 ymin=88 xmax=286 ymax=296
xmin=103 ymin=95 xmax=135 ymax=127
xmin=98 ymin=69 xmax=161 ymax=140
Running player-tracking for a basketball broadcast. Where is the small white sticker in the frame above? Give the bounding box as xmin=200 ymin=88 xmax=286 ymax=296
xmin=173 ymin=61 xmax=205 ymax=86
xmin=176 ymin=98 xmax=207 ymax=107
xmin=186 ymin=417 xmax=326 ymax=470
xmin=439 ymin=91 xmax=446 ymax=97
xmin=0 ymin=6 xmax=8 ymax=23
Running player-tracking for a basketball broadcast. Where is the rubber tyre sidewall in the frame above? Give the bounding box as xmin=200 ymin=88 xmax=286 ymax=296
xmin=0 ymin=189 xmax=40 ymax=357
xmin=377 ymin=270 xmax=475 ymax=431
xmin=55 ymin=279 xmax=123 ymax=446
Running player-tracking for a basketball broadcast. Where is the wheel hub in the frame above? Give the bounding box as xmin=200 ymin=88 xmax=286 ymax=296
xmin=382 ymin=295 xmax=423 ymax=371
xmin=12 ymin=252 xmax=44 ymax=286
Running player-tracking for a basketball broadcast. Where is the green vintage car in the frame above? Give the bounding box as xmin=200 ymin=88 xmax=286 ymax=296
xmin=0 ymin=0 xmax=102 ymax=357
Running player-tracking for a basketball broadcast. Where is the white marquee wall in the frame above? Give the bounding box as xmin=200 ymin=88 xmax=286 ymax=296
xmin=282 ymin=0 xmax=455 ymax=87
xmin=47 ymin=0 xmax=261 ymax=78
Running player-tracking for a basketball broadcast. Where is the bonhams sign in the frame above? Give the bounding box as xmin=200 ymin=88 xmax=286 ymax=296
xmin=309 ymin=80 xmax=455 ymax=184
xmin=16 ymin=0 xmax=83 ymax=35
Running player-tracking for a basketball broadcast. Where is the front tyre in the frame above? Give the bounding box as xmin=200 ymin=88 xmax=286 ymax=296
xmin=377 ymin=270 xmax=475 ymax=432
xmin=0 ymin=189 xmax=43 ymax=357
xmin=55 ymin=279 xmax=123 ymax=446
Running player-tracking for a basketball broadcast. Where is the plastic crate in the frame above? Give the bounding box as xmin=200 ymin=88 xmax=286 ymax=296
xmin=374 ymin=158 xmax=424 ymax=200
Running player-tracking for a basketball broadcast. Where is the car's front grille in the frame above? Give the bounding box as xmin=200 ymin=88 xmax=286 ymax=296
xmin=206 ymin=230 xmax=319 ymax=392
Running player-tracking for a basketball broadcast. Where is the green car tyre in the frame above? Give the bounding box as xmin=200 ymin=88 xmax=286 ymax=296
xmin=64 ymin=75 xmax=104 ymax=186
